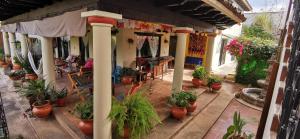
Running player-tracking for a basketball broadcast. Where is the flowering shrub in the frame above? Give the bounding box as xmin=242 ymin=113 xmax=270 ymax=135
xmin=225 ymin=39 xmax=244 ymax=57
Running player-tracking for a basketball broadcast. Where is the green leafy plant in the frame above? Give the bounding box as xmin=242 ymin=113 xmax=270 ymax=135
xmin=121 ymin=67 xmax=137 ymax=77
xmin=55 ymin=88 xmax=67 ymax=99
xmin=180 ymin=91 xmax=197 ymax=102
xmin=74 ymin=100 xmax=93 ymax=120
xmin=109 ymin=92 xmax=161 ymax=139
xmin=13 ymin=56 xmax=35 ymax=74
xmin=8 ymin=70 xmax=25 ymax=78
xmin=17 ymin=79 xmax=52 ymax=106
xmin=223 ymin=112 xmax=253 ymax=139
xmin=207 ymin=75 xmax=222 ymax=87
xmin=169 ymin=92 xmax=189 ymax=107
xmin=192 ymin=66 xmax=207 ymax=79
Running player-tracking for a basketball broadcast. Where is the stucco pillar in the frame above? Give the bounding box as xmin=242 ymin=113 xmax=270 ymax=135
xmin=81 ymin=10 xmax=122 ymax=139
xmin=2 ymin=32 xmax=10 ymax=57
xmin=41 ymin=37 xmax=56 ymax=86
xmin=171 ymin=27 xmax=193 ymax=93
xmin=8 ymin=32 xmax=16 ymax=64
xmin=19 ymin=33 xmax=28 ymax=58
xmin=204 ymin=33 xmax=216 ymax=73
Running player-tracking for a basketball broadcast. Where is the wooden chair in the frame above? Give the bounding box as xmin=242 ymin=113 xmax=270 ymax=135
xmin=67 ymin=72 xmax=92 ymax=101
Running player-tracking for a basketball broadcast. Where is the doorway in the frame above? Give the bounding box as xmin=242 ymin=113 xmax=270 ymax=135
xmin=168 ymin=35 xmax=177 ymax=68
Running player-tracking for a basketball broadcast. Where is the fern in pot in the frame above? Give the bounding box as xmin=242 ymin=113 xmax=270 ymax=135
xmin=14 ymin=56 xmax=37 ymax=80
xmin=54 ymin=88 xmax=67 ymax=107
xmin=109 ymin=92 xmax=161 ymax=139
xmin=192 ymin=66 xmax=207 ymax=87
xmin=74 ymin=100 xmax=93 ymax=136
xmin=169 ymin=92 xmax=189 ymax=120
xmin=183 ymin=91 xmax=197 ymax=113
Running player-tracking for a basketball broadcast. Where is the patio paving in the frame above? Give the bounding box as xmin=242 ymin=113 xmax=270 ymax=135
xmin=0 ymin=69 xmax=74 ymax=139
xmin=204 ymin=99 xmax=262 ymax=139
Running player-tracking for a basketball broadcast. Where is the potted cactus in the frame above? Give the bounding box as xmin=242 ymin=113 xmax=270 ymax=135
xmin=192 ymin=66 xmax=207 ymax=87
xmin=8 ymin=70 xmax=25 ymax=80
xmin=54 ymin=88 xmax=68 ymax=107
xmin=207 ymin=75 xmax=222 ymax=92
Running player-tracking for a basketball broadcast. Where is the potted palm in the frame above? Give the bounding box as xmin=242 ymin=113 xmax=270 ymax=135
xmin=223 ymin=112 xmax=253 ymax=139
xmin=109 ymin=92 xmax=161 ymax=139
xmin=169 ymin=92 xmax=189 ymax=120
xmin=18 ymin=79 xmax=52 ymax=117
xmin=14 ymin=56 xmax=37 ymax=80
xmin=74 ymin=100 xmax=93 ymax=136
xmin=183 ymin=91 xmax=197 ymax=113
xmin=207 ymin=75 xmax=222 ymax=92
xmin=8 ymin=70 xmax=25 ymax=80
xmin=192 ymin=66 xmax=207 ymax=87
xmin=121 ymin=67 xmax=136 ymax=84
xmin=54 ymin=88 xmax=68 ymax=107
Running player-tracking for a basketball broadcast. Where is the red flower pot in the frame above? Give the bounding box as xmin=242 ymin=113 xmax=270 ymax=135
xmin=56 ymin=98 xmax=66 ymax=107
xmin=119 ymin=125 xmax=130 ymax=138
xmin=32 ymin=101 xmax=52 ymax=118
xmin=13 ymin=64 xmax=22 ymax=70
xmin=211 ymin=83 xmax=222 ymax=91
xmin=1 ymin=63 xmax=9 ymax=69
xmin=25 ymin=74 xmax=38 ymax=80
xmin=121 ymin=76 xmax=133 ymax=84
xmin=171 ymin=106 xmax=187 ymax=120
xmin=187 ymin=101 xmax=197 ymax=113
xmin=78 ymin=119 xmax=93 ymax=136
xmin=192 ymin=78 xmax=203 ymax=87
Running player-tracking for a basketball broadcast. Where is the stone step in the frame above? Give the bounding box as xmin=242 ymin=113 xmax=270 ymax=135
xmin=172 ymin=85 xmax=235 ymax=139
xmin=53 ymin=107 xmax=88 ymax=139
xmin=145 ymin=90 xmax=220 ymax=139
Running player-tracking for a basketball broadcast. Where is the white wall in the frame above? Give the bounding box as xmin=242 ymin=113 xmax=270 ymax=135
xmin=211 ymin=24 xmax=242 ymax=71
xmin=116 ymin=28 xmax=170 ymax=68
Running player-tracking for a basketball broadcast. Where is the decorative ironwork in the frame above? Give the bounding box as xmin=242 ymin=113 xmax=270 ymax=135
xmin=278 ymin=0 xmax=300 ymax=138
xmin=0 ymin=93 xmax=9 ymax=138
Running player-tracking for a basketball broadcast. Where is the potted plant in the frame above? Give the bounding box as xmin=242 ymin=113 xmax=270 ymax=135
xmin=18 ymin=79 xmax=52 ymax=117
xmin=223 ymin=112 xmax=253 ymax=139
xmin=14 ymin=56 xmax=37 ymax=80
xmin=8 ymin=70 xmax=25 ymax=80
xmin=192 ymin=66 xmax=207 ymax=87
xmin=54 ymin=88 xmax=68 ymax=107
xmin=74 ymin=100 xmax=93 ymax=136
xmin=121 ymin=67 xmax=136 ymax=84
xmin=183 ymin=91 xmax=197 ymax=113
xmin=109 ymin=92 xmax=161 ymax=139
xmin=169 ymin=92 xmax=189 ymax=120
xmin=207 ymin=75 xmax=222 ymax=92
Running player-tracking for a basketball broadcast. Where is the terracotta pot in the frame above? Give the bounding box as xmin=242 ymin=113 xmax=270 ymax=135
xmin=1 ymin=63 xmax=9 ymax=69
xmin=0 ymin=60 xmax=4 ymax=65
xmin=25 ymin=74 xmax=38 ymax=80
xmin=121 ymin=76 xmax=133 ymax=84
xmin=9 ymin=76 xmax=20 ymax=81
xmin=13 ymin=64 xmax=22 ymax=70
xmin=78 ymin=119 xmax=93 ymax=136
xmin=56 ymin=98 xmax=66 ymax=107
xmin=32 ymin=100 xmax=52 ymax=118
xmin=192 ymin=78 xmax=203 ymax=87
xmin=187 ymin=101 xmax=197 ymax=113
xmin=211 ymin=83 xmax=222 ymax=91
xmin=171 ymin=106 xmax=187 ymax=120
xmin=119 ymin=126 xmax=130 ymax=138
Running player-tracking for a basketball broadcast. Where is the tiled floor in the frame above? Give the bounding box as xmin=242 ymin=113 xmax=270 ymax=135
xmin=204 ymin=99 xmax=262 ymax=139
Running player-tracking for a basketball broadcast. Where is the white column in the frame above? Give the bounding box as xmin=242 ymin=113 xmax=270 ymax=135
xmin=41 ymin=37 xmax=56 ymax=86
xmin=81 ymin=11 xmax=122 ymax=139
xmin=2 ymin=32 xmax=10 ymax=57
xmin=8 ymin=32 xmax=16 ymax=64
xmin=204 ymin=34 xmax=216 ymax=73
xmin=19 ymin=33 xmax=28 ymax=58
xmin=171 ymin=27 xmax=193 ymax=93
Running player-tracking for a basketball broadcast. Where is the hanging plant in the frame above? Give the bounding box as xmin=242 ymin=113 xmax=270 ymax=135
xmin=225 ymin=39 xmax=244 ymax=58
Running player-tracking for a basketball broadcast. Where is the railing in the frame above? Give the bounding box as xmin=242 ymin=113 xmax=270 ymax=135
xmin=278 ymin=0 xmax=300 ymax=138
xmin=0 ymin=93 xmax=9 ymax=138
